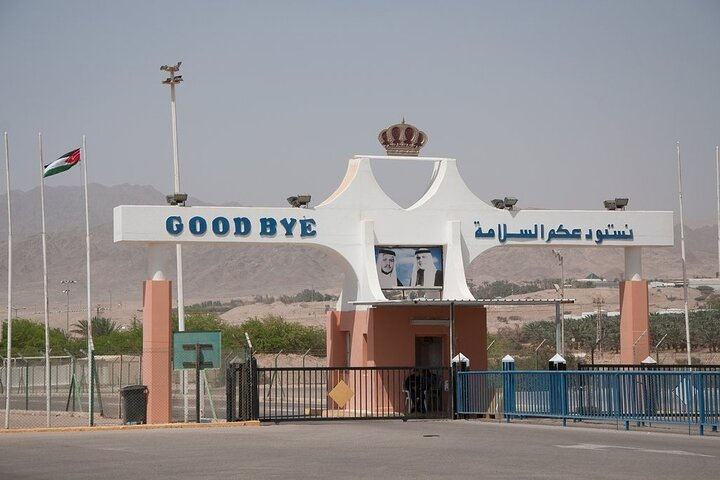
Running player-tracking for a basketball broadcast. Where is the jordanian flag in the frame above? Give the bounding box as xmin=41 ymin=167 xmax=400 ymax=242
xmin=43 ymin=148 xmax=81 ymax=178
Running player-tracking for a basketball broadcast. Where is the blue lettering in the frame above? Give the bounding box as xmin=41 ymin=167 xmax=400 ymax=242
xmin=300 ymin=218 xmax=317 ymax=237
xmin=260 ymin=217 xmax=277 ymax=236
xmin=212 ymin=217 xmax=230 ymax=236
xmin=166 ymin=216 xmax=183 ymax=235
xmin=233 ymin=217 xmax=251 ymax=236
xmin=189 ymin=216 xmax=207 ymax=235
xmin=279 ymin=218 xmax=297 ymax=236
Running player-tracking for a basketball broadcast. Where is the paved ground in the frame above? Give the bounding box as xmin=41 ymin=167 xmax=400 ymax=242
xmin=0 ymin=419 xmax=718 ymax=479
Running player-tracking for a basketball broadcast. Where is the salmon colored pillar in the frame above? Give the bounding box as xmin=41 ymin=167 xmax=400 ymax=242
xmin=142 ymin=280 xmax=172 ymax=424
xmin=620 ymin=247 xmax=650 ymax=364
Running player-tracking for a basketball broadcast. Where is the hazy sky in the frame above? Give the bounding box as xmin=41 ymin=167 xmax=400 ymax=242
xmin=1 ymin=1 xmax=719 ymax=223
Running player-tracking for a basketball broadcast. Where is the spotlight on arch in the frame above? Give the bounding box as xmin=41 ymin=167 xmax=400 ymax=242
xmin=288 ymin=194 xmax=312 ymax=208
xmin=491 ymin=197 xmax=518 ymax=210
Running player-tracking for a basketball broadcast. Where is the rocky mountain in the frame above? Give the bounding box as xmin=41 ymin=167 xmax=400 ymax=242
xmin=0 ymin=185 xmax=715 ymax=324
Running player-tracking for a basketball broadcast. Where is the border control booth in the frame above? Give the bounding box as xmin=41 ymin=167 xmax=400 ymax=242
xmin=113 ymin=120 xmax=674 ymax=422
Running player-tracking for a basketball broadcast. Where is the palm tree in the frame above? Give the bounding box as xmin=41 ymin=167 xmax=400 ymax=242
xmin=71 ymin=317 xmax=117 ymax=337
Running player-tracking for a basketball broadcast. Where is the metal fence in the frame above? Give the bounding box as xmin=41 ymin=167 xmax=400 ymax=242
xmin=1 ymin=353 xmax=237 ymax=429
xmin=1 ymin=354 xmax=143 ymax=429
xmin=457 ymin=370 xmax=720 ymax=435
xmin=228 ymin=364 xmax=452 ymax=422
xmin=578 ymin=364 xmax=720 ymax=372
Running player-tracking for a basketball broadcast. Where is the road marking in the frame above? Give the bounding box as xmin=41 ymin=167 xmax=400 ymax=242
xmin=556 ymin=444 xmax=714 ymax=458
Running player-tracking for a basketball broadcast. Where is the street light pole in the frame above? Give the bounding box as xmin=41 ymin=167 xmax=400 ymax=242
xmin=60 ymin=280 xmax=77 ymax=332
xmin=161 ymin=61 xmax=188 ymax=422
xmin=552 ymin=249 xmax=565 ymax=355
xmin=535 ymin=339 xmax=547 ymax=370
xmin=676 ymin=142 xmax=692 ymax=365
xmin=160 ymin=62 xmax=186 ymax=334
xmin=593 ymin=296 xmax=604 ymax=356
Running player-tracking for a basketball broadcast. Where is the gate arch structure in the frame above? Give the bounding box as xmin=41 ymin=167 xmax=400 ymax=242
xmin=114 ymin=122 xmax=673 ymax=423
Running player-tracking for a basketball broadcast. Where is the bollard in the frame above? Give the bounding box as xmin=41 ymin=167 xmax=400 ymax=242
xmin=548 ymin=353 xmax=567 ymax=371
xmin=548 ymin=354 xmax=566 ymax=421
xmin=502 ymin=355 xmax=515 ymax=422
xmin=451 ymin=353 xmax=470 ymax=419
xmin=640 ymin=356 xmax=658 ymax=422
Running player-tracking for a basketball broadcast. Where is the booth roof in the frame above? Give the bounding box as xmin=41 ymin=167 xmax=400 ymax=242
xmin=351 ymin=298 xmax=575 ymax=307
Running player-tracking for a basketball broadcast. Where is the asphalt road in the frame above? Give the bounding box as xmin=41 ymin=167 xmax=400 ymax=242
xmin=0 ymin=420 xmax=717 ymax=479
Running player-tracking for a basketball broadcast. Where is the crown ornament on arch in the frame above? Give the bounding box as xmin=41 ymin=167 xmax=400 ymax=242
xmin=378 ymin=118 xmax=427 ymax=156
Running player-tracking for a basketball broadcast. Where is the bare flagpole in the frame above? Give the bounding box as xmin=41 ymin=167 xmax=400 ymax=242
xmin=716 ymin=146 xmax=719 ymax=280
xmin=38 ymin=133 xmax=51 ymax=426
xmin=4 ymin=132 xmax=12 ymax=429
xmin=82 ymin=136 xmax=94 ymax=426
xmin=676 ymin=141 xmax=691 ymax=365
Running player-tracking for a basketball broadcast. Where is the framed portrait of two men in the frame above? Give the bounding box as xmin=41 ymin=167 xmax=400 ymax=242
xmin=375 ymin=246 xmax=444 ymax=290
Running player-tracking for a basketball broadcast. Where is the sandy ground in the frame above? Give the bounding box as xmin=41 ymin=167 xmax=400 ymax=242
xmin=11 ymin=285 xmax=705 ymax=339
xmin=218 ymin=286 xmax=704 ymax=333
xmin=485 ymin=285 xmax=703 ymax=331
xmin=220 ymin=300 xmax=333 ymax=327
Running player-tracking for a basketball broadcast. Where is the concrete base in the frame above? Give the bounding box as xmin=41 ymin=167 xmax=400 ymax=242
xmin=142 ymin=280 xmax=172 ymax=424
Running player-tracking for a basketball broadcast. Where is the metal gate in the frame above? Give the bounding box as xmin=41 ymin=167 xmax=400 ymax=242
xmin=228 ymin=362 xmax=452 ymax=422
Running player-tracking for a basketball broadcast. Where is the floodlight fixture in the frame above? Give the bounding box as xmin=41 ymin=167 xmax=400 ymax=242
xmin=166 ymin=193 xmax=188 ymax=206
xmin=604 ymin=198 xmax=628 ymax=210
xmin=551 ymin=249 xmax=563 ymax=264
xmin=491 ymin=197 xmax=518 ymax=210
xmin=160 ymin=62 xmax=183 ymax=85
xmin=160 ymin=62 xmax=182 ymax=72
xmin=287 ymin=194 xmax=312 ymax=208
xmin=503 ymin=197 xmax=518 ymax=209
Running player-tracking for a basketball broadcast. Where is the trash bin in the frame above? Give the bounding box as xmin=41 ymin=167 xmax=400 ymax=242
xmin=120 ymin=385 xmax=148 ymax=425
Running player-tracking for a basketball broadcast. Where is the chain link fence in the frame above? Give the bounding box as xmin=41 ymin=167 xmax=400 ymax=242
xmin=1 ymin=354 xmax=142 ymax=429
xmin=1 ymin=349 xmax=326 ymax=429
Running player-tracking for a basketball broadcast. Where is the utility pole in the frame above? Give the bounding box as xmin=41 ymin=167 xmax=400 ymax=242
xmin=593 ymin=297 xmax=604 ymax=356
xmin=160 ymin=61 xmax=189 ymax=421
xmin=60 ymin=280 xmax=77 ymax=332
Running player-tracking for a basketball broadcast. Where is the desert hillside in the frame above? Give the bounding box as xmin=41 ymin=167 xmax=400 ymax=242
xmin=0 ymin=184 xmax=715 ymax=330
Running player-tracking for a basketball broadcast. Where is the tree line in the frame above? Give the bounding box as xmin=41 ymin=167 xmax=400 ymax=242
xmin=4 ymin=303 xmax=717 ymax=366
xmin=1 ymin=312 xmax=325 ymax=358
xmin=488 ymin=309 xmax=720 ymax=369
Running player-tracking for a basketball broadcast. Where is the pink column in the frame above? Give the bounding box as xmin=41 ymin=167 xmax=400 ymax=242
xmin=619 ymin=280 xmax=650 ymax=364
xmin=142 ymin=280 xmax=172 ymax=424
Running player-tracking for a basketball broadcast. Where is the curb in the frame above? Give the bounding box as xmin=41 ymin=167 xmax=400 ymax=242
xmin=0 ymin=420 xmax=261 ymax=434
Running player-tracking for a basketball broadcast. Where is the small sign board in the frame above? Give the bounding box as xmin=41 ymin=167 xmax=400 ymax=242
xmin=173 ymin=331 xmax=221 ymax=370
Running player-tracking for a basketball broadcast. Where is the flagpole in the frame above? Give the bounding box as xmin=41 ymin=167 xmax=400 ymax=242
xmin=716 ymin=146 xmax=719 ymax=280
xmin=38 ymin=133 xmax=51 ymax=426
xmin=676 ymin=141 xmax=691 ymax=365
xmin=4 ymin=132 xmax=12 ymax=429
xmin=82 ymin=136 xmax=94 ymax=426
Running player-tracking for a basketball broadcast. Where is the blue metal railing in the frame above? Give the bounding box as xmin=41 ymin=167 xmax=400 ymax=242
xmin=457 ymin=370 xmax=720 ymax=435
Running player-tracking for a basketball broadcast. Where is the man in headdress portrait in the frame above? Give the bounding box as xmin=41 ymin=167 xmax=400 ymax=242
xmin=410 ymin=248 xmax=443 ymax=287
xmin=376 ymin=248 xmax=403 ymax=288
